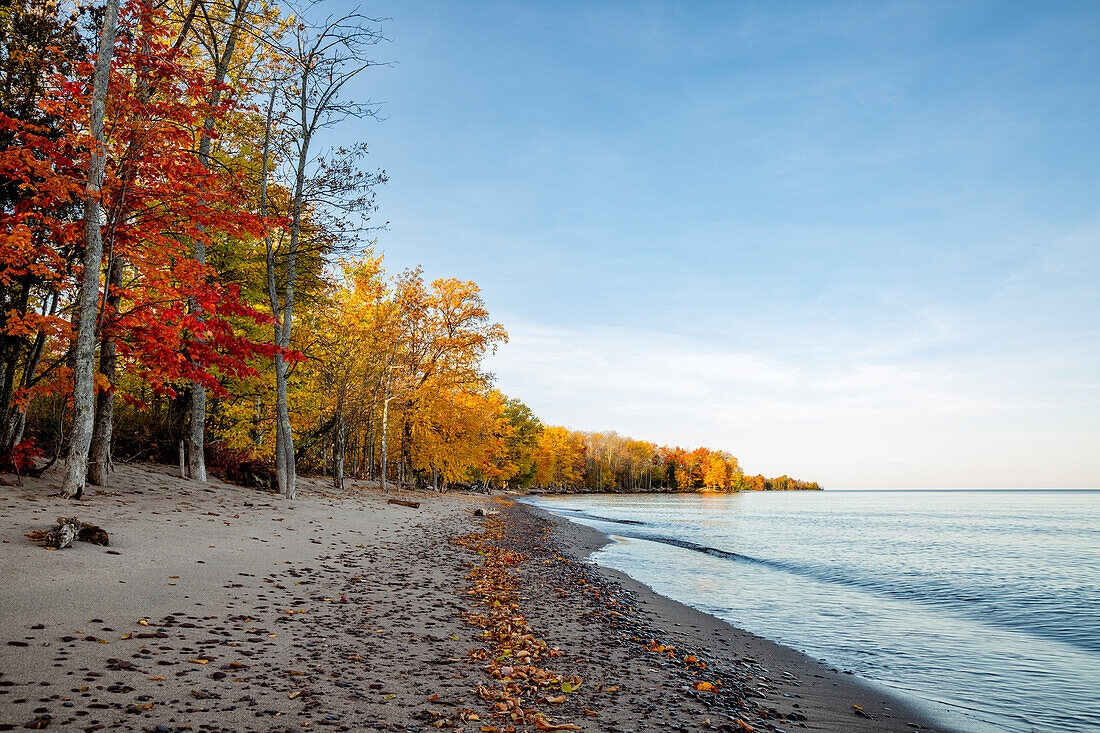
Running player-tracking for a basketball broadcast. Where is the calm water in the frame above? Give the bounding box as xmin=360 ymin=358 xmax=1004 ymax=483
xmin=528 ymin=490 xmax=1100 ymax=733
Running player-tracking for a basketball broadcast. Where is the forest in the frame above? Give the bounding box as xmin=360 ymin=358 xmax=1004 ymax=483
xmin=0 ymin=0 xmax=820 ymax=498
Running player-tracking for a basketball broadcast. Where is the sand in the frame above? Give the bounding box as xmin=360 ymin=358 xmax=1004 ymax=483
xmin=0 ymin=462 xmax=953 ymax=732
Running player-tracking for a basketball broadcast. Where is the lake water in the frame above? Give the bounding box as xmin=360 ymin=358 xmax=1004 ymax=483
xmin=527 ymin=490 xmax=1100 ymax=733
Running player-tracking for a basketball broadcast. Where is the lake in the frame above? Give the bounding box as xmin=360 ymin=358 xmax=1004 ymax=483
xmin=528 ymin=490 xmax=1100 ymax=733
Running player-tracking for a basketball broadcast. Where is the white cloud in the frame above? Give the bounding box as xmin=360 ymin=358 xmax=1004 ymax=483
xmin=485 ymin=317 xmax=1100 ymax=488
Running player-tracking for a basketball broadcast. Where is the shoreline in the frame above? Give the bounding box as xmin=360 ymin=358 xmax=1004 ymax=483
xmin=513 ymin=502 xmax=959 ymax=733
xmin=516 ymin=489 xmax=823 ymax=497
xmin=1 ymin=462 xmax=954 ymax=732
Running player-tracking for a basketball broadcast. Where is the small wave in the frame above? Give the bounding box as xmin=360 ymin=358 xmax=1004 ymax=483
xmin=582 ymin=514 xmax=646 ymax=526
xmin=605 ymin=530 xmax=1100 ymax=654
xmin=532 ymin=504 xmax=647 ymax=526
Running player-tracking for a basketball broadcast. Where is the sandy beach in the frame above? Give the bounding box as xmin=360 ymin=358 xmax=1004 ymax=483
xmin=1 ymin=463 xmax=950 ymax=732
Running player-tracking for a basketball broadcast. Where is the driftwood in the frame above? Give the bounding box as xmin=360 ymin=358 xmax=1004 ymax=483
xmin=42 ymin=517 xmax=110 ymax=550
xmin=386 ymin=498 xmax=420 ymax=509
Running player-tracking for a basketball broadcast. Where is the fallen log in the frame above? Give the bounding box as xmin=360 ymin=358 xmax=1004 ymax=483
xmin=386 ymin=498 xmax=420 ymax=509
xmin=41 ymin=517 xmax=110 ymax=550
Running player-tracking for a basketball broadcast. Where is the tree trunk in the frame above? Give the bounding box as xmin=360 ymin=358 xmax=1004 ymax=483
xmin=333 ymin=414 xmax=344 ymax=489
xmin=274 ymin=132 xmax=308 ymax=500
xmin=380 ymin=386 xmax=391 ymax=493
xmin=260 ymin=84 xmax=306 ymax=501
xmin=258 ymin=82 xmax=296 ymax=500
xmin=0 ymin=285 xmax=27 ymax=441
xmin=350 ymin=433 xmax=360 ymax=478
xmin=366 ymin=386 xmax=375 ymax=479
xmin=87 ymin=337 xmax=116 ymax=486
xmin=61 ymin=0 xmax=121 ymax=500
xmin=88 ymin=252 xmax=122 ymax=486
xmin=3 ymin=291 xmax=56 ymax=452
xmin=274 ymin=408 xmax=286 ymax=495
xmin=274 ymin=353 xmax=295 ymax=498
xmin=400 ymin=413 xmax=411 ymax=491
xmin=187 ymin=379 xmax=207 ymax=481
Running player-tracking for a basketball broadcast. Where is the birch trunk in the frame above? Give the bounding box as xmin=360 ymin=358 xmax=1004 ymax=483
xmin=380 ymin=375 xmax=391 ymax=493
xmin=333 ymin=414 xmax=344 ymax=489
xmin=366 ymin=382 xmax=377 ymax=479
xmin=258 ymin=82 xmax=298 ymax=499
xmin=274 ymin=353 xmax=294 ymax=497
xmin=61 ymin=0 xmax=121 ymax=499
xmin=268 ymin=79 xmax=311 ymax=500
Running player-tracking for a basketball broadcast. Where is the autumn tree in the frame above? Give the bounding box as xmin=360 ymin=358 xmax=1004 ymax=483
xmin=387 ymin=271 xmax=506 ymax=488
xmin=306 ymin=256 xmax=385 ymax=488
xmin=183 ymin=0 xmax=253 ymax=483
xmin=0 ymin=0 xmax=85 ymax=458
xmin=494 ymin=397 xmax=541 ymax=488
xmin=532 ymin=426 xmax=585 ymax=489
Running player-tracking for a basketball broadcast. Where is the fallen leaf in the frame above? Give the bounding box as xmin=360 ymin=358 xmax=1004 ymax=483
xmin=188 ymin=659 xmax=209 ymax=665
xmin=694 ymin=681 xmax=718 ymax=693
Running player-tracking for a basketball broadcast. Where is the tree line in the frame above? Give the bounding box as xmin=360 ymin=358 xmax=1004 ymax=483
xmin=0 ymin=0 xmax=819 ymax=497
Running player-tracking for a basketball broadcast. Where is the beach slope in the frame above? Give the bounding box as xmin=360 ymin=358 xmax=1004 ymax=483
xmin=0 ymin=463 xmax=948 ymax=732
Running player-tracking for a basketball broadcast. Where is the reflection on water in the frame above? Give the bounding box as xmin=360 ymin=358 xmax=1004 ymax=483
xmin=529 ymin=490 xmax=1100 ymax=733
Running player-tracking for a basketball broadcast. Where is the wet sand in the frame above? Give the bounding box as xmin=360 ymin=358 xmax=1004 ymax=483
xmin=0 ymin=462 xmax=951 ymax=731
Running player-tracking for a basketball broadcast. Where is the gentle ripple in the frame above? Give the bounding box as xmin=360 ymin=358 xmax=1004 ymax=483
xmin=529 ymin=490 xmax=1100 ymax=733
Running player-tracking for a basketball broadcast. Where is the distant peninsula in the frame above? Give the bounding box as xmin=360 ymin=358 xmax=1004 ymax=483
xmin=484 ymin=416 xmax=821 ymax=495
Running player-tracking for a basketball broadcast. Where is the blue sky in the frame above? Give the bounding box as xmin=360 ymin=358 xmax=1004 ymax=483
xmin=331 ymin=0 xmax=1099 ymax=488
